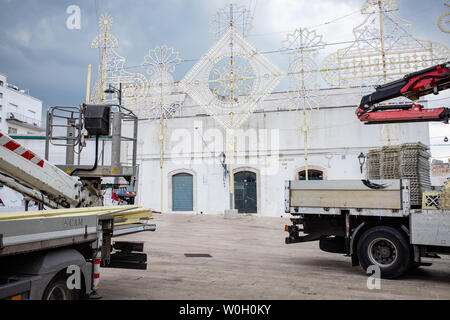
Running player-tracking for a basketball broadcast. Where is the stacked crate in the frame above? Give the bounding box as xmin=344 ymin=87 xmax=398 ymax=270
xmin=440 ymin=181 xmax=450 ymax=210
xmin=365 ymin=142 xmax=431 ymax=207
xmin=380 ymin=146 xmax=401 ymax=179
xmin=398 ymin=143 xmax=431 ymax=207
xmin=366 ymin=149 xmax=381 ymax=179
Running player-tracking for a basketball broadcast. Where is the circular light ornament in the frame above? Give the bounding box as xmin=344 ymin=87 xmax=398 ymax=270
xmin=208 ymin=56 xmax=256 ymax=108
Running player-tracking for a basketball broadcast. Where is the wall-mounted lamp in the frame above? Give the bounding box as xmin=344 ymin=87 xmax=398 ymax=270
xmin=358 ymin=152 xmax=366 ymax=174
xmin=220 ymin=152 xmax=227 ymax=187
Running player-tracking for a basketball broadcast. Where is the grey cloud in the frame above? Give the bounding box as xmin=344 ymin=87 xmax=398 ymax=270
xmin=0 ymin=0 xmax=448 ymax=114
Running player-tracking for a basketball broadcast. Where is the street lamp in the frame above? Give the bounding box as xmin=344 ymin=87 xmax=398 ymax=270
xmin=104 ymin=83 xmax=122 ymax=106
xmin=358 ymin=152 xmax=366 ymax=174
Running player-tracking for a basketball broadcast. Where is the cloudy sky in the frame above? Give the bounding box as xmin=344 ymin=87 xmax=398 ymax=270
xmin=0 ymin=0 xmax=449 ymax=158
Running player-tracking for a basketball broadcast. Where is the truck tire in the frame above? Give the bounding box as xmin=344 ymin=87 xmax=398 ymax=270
xmin=42 ymin=273 xmax=80 ymax=300
xmin=357 ymin=226 xmax=411 ymax=279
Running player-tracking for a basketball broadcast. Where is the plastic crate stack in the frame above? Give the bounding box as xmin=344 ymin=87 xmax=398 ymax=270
xmin=365 ymin=142 xmax=431 ymax=207
xmin=398 ymin=142 xmax=431 ymax=207
xmin=366 ymin=149 xmax=381 ymax=179
xmin=380 ymin=146 xmax=401 ymax=179
xmin=439 ymin=180 xmax=449 ymax=209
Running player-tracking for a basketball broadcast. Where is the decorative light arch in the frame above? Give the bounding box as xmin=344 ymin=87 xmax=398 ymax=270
xmin=321 ymin=0 xmax=449 ymax=88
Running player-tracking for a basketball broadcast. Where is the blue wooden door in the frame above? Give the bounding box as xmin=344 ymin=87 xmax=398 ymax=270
xmin=172 ymin=173 xmax=193 ymax=211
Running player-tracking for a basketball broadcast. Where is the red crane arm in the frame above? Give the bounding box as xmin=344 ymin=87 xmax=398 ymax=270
xmin=356 ymin=62 xmax=450 ymax=124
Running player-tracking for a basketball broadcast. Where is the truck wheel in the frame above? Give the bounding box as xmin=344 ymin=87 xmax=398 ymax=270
xmin=357 ymin=226 xmax=411 ymax=279
xmin=42 ymin=274 xmax=79 ymax=300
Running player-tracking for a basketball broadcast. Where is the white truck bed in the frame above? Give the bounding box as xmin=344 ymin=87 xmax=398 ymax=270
xmin=285 ymin=179 xmax=410 ymax=217
xmin=285 ymin=179 xmax=450 ymax=247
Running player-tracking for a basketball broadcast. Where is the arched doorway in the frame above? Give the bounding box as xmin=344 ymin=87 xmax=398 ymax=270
xmin=172 ymin=173 xmax=194 ymax=211
xmin=234 ymin=171 xmax=257 ymax=213
xmin=298 ymin=169 xmax=324 ymax=180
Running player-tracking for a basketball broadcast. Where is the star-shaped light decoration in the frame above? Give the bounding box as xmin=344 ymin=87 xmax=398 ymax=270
xmin=99 ymin=13 xmax=113 ymax=31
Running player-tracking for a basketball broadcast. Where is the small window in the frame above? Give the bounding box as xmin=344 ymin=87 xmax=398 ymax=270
xmin=8 ymin=127 xmax=17 ymax=134
xmin=298 ymin=170 xmax=324 ymax=180
xmin=0 ymin=80 xmax=3 ymax=86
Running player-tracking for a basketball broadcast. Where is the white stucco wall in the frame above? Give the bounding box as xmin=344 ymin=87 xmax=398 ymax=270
xmin=4 ymin=88 xmax=431 ymax=216
xmin=121 ymin=88 xmax=430 ymax=216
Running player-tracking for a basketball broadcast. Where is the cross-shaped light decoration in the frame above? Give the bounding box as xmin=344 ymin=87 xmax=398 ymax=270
xmin=180 ymin=7 xmax=283 ymax=129
xmin=141 ymin=45 xmax=182 ymax=214
xmin=180 ymin=3 xmax=283 ymax=209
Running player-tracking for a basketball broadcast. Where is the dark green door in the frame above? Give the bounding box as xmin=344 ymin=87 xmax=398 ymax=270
xmin=234 ymin=171 xmax=257 ymax=213
xmin=172 ymin=173 xmax=193 ymax=211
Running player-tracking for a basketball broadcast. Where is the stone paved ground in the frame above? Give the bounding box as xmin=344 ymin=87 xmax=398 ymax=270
xmin=100 ymin=213 xmax=450 ymax=299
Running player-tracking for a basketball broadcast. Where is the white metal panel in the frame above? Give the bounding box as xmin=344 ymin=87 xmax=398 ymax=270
xmin=289 ymin=179 xmax=401 ymax=190
xmin=411 ymin=210 xmax=450 ymax=247
xmin=288 ymin=180 xmax=402 ymax=210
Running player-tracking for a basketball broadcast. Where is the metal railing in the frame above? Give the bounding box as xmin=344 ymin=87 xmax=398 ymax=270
xmin=7 ymin=112 xmax=41 ymax=127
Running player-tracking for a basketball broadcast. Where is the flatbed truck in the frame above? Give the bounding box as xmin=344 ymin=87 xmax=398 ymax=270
xmin=0 ymin=206 xmax=155 ymax=300
xmin=285 ymin=63 xmax=450 ymax=279
xmin=284 ymin=179 xmax=450 ymax=278
xmin=0 ymin=104 xmax=155 ymax=299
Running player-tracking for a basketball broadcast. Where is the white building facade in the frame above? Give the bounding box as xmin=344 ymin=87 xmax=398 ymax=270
xmin=0 ymin=73 xmax=44 ymax=209
xmin=0 ymin=72 xmax=44 ymax=136
xmin=121 ymin=87 xmax=430 ymax=217
xmin=4 ymin=87 xmax=431 ymax=216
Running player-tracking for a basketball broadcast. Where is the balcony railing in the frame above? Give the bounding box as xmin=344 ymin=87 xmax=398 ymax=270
xmin=7 ymin=112 xmax=42 ymax=128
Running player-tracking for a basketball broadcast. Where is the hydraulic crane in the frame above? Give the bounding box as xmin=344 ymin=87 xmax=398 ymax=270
xmin=356 ymin=62 xmax=450 ymax=124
